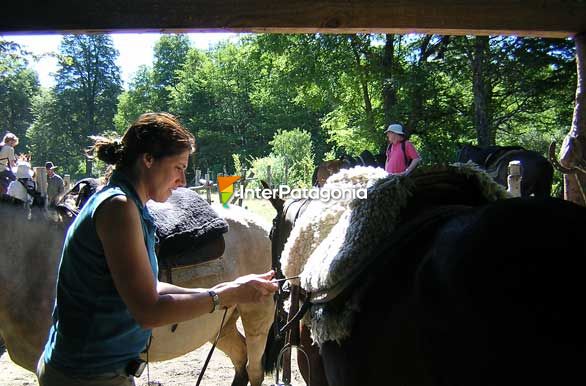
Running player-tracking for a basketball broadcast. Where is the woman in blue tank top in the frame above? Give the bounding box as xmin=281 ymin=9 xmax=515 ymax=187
xmin=37 ymin=112 xmax=278 ymax=386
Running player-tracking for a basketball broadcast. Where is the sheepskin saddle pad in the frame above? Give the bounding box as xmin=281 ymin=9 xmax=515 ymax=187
xmin=280 ymin=163 xmax=510 ymax=344
xmin=147 ymin=187 xmax=229 ymax=267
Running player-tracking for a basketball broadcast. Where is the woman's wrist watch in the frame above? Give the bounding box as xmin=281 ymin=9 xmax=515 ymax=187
xmin=208 ymin=290 xmax=220 ymax=313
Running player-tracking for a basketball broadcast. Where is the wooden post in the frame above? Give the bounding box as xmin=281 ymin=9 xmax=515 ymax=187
xmin=217 ymin=171 xmax=223 ymax=203
xmin=34 ymin=167 xmax=47 ymax=199
xmin=63 ymin=174 xmax=71 ymax=191
xmin=267 ymin=165 xmax=272 ymax=188
xmin=238 ymin=167 xmax=247 ymax=206
xmin=195 ymin=169 xmax=201 ymax=187
xmin=205 ymin=172 xmax=212 ymax=204
xmin=284 ymin=161 xmax=289 ymax=186
xmin=507 ymin=160 xmax=522 ymax=197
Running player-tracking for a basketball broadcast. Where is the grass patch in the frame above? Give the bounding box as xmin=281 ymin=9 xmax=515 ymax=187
xmin=196 ymin=191 xmax=276 ymax=223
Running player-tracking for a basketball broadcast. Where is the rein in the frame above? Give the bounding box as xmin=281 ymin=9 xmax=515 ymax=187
xmin=195 ymin=307 xmax=229 ymax=386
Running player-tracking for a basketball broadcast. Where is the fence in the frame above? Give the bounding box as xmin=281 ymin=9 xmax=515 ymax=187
xmin=189 ymin=167 xmax=256 ymax=205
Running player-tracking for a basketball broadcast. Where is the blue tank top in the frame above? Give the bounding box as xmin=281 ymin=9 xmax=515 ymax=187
xmin=43 ymin=171 xmax=159 ymax=374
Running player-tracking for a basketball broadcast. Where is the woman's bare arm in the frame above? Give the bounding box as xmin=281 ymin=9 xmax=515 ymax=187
xmin=96 ymin=196 xmax=277 ymax=329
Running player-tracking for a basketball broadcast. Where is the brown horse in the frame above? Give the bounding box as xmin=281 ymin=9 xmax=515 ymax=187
xmin=312 ymin=150 xmax=384 ymax=187
xmin=264 ymin=167 xmax=586 ymax=386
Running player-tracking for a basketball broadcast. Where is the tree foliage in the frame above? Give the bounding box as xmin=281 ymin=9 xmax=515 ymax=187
xmin=0 ymin=40 xmax=40 ymax=152
xmin=4 ymin=33 xmax=578 ymax=189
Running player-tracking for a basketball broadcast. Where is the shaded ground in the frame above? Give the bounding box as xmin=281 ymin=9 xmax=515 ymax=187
xmin=0 ymin=340 xmax=305 ymax=386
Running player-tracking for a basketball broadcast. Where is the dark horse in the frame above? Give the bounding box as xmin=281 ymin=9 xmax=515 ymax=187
xmin=456 ymin=144 xmax=553 ymax=197
xmin=312 ymin=150 xmax=385 ymax=187
xmin=264 ymin=167 xmax=586 ymax=386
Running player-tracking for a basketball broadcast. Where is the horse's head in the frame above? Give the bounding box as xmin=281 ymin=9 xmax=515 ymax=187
xmin=260 ymin=180 xmax=286 ymax=272
xmin=455 ymin=143 xmax=486 ymax=165
xmin=339 ymin=154 xmax=355 ymax=169
xmin=314 ymin=159 xmax=345 ymax=187
xmin=54 ymin=178 xmax=102 ymax=226
xmin=260 ymin=179 xmax=312 ymax=277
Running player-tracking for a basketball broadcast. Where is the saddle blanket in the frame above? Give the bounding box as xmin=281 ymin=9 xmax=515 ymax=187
xmin=281 ymin=164 xmax=509 ymax=344
xmin=147 ymin=187 xmax=228 ymax=259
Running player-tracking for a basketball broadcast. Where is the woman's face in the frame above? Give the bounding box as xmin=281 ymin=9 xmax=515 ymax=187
xmin=386 ymin=132 xmax=402 ymax=144
xmin=146 ymin=150 xmax=190 ymax=202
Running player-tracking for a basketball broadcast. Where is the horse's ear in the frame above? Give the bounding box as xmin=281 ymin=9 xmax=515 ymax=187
xmin=260 ymin=180 xmax=270 ymax=190
xmin=260 ymin=180 xmax=284 ymax=213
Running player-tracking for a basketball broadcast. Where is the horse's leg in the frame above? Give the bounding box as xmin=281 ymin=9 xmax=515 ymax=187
xmin=238 ymin=297 xmax=275 ymax=386
xmin=215 ymin=309 xmax=249 ymax=386
xmin=297 ymin=324 xmax=329 ymax=386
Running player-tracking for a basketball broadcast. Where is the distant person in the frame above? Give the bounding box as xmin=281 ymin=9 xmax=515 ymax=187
xmin=7 ymin=159 xmax=36 ymax=205
xmin=46 ymin=161 xmax=65 ymax=206
xmin=0 ymin=133 xmax=19 ymax=194
xmin=384 ymin=123 xmax=421 ymax=175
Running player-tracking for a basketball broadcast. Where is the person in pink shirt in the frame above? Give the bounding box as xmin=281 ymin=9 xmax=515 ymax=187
xmin=384 ymin=123 xmax=421 ymax=175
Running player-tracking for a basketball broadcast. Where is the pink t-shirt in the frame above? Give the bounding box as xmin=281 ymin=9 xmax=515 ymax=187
xmin=385 ymin=141 xmax=419 ymax=173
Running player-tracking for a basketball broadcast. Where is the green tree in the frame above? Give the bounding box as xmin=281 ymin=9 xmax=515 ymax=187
xmin=54 ymin=34 xmax=122 ymax=176
xmin=152 ymin=34 xmax=191 ymax=112
xmin=114 ymin=65 xmax=157 ymax=131
xmin=0 ymin=40 xmax=40 ymax=152
xmin=268 ymin=128 xmax=314 ymax=187
xmin=27 ymin=89 xmax=84 ymax=174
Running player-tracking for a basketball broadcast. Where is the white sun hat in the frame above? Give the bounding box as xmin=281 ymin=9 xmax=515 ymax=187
xmin=383 ymin=123 xmax=405 ymax=135
xmin=13 ymin=162 xmax=34 ymax=179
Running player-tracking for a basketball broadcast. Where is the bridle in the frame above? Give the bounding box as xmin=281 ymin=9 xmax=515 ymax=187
xmin=269 ymin=197 xmax=314 ymax=385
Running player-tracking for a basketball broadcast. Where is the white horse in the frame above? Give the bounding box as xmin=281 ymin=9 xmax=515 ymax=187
xmin=0 ymin=202 xmax=274 ymax=386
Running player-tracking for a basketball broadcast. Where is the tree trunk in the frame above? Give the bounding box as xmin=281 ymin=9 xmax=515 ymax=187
xmin=407 ymin=35 xmax=433 ymax=134
xmin=472 ymin=36 xmax=493 ymax=146
xmin=350 ymin=36 xmax=375 ymax=131
xmin=382 ymin=34 xmax=397 ymax=125
xmin=563 ymin=32 xmax=586 ymax=206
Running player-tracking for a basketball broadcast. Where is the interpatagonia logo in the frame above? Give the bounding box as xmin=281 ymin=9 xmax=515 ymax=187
xmin=217 ymin=176 xmax=241 ymax=207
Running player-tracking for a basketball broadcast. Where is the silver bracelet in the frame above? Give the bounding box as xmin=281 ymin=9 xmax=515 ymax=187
xmin=208 ymin=290 xmax=220 ymax=313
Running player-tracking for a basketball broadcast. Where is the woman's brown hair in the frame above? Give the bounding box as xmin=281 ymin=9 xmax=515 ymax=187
xmin=91 ymin=113 xmax=195 ymax=168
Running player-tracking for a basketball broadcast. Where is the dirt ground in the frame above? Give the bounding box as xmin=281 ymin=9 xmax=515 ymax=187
xmin=0 ymin=198 xmax=291 ymax=385
xmin=0 ymin=341 xmax=305 ymax=386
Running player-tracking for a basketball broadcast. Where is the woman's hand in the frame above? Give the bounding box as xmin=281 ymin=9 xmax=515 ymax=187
xmin=213 ymin=270 xmax=278 ymax=308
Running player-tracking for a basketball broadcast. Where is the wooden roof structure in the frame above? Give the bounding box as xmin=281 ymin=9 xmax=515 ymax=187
xmin=1 ymin=0 xmax=585 ymax=206
xmin=1 ymin=0 xmax=585 ymax=38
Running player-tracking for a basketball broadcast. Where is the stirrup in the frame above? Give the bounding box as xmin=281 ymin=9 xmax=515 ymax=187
xmin=271 ymin=343 xmax=311 ymax=386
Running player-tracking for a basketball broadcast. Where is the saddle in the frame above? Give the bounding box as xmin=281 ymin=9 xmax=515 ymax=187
xmin=147 ymin=187 xmax=228 ymax=276
xmin=56 ymin=181 xmax=228 ymax=276
xmin=283 ymin=164 xmax=510 ymax=344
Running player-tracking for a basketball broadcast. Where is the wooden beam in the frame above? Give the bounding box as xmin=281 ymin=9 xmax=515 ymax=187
xmin=1 ymin=1 xmax=585 ymax=38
